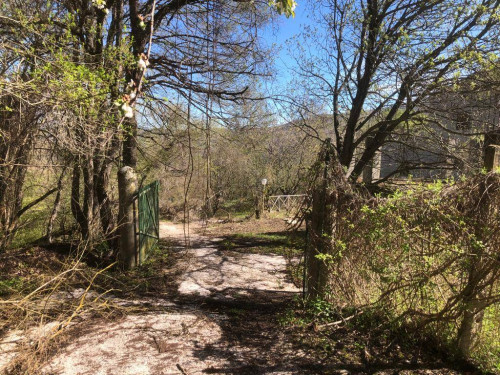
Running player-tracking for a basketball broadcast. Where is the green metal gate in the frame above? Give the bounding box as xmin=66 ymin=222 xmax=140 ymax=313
xmin=137 ymin=181 xmax=159 ymax=265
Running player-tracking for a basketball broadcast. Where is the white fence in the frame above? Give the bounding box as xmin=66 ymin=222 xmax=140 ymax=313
xmin=268 ymin=194 xmax=308 ymax=212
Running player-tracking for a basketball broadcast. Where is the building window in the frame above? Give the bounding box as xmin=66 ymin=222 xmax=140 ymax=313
xmin=456 ymin=111 xmax=471 ymax=131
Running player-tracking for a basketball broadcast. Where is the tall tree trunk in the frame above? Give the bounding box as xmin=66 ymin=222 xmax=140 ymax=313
xmin=118 ymin=166 xmax=138 ymax=269
xmin=0 ymin=132 xmax=32 ymax=250
xmin=71 ymin=161 xmax=89 ymax=239
xmin=457 ymin=293 xmax=485 ymax=358
xmin=46 ymin=167 xmax=66 ymax=243
xmin=456 ymin=176 xmax=496 ymax=358
xmin=123 ymin=116 xmax=138 ymax=168
xmin=95 ymin=156 xmax=118 ymax=250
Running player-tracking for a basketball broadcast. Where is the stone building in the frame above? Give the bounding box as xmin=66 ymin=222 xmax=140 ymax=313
xmin=363 ymin=87 xmax=500 ymax=183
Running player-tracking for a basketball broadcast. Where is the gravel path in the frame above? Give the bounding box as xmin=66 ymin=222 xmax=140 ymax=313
xmin=41 ymin=221 xmax=304 ymax=375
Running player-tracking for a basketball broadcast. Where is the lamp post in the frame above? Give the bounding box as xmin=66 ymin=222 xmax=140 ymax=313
xmin=255 ymin=178 xmax=267 ymax=219
xmin=261 ymin=178 xmax=267 ymax=215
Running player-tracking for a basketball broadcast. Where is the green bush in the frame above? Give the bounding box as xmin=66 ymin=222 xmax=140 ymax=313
xmin=322 ymin=174 xmax=500 ymax=371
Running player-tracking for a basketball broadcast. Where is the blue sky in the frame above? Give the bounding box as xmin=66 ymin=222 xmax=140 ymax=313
xmin=261 ymin=0 xmax=315 ymax=89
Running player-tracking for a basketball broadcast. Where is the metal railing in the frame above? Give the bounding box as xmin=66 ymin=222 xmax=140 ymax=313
xmin=136 ymin=181 xmax=159 ymax=265
xmin=268 ymin=194 xmax=308 ymax=213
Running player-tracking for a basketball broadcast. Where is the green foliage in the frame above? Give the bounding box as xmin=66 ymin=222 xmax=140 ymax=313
xmin=305 ymin=298 xmax=337 ymax=322
xmin=321 ymin=174 xmax=500 ymax=372
xmin=216 ymin=199 xmax=255 ymax=219
xmin=476 ymin=306 xmax=500 ymax=372
xmin=278 ymin=297 xmax=338 ymax=327
xmin=31 ymin=42 xmax=133 ymax=126
xmin=0 ymin=277 xmax=25 ymax=296
xmin=269 ymin=0 xmax=297 ymax=17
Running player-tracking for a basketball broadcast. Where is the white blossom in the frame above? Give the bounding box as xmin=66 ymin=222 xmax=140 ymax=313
xmin=138 ymin=59 xmax=147 ymax=70
xmin=137 ymin=53 xmax=150 ymax=70
xmin=121 ymin=103 xmax=134 ymax=118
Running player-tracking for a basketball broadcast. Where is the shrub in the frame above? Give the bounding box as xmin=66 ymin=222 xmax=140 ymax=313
xmin=315 ymin=173 xmax=500 ymax=370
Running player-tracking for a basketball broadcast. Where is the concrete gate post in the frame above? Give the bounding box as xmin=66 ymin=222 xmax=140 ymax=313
xmin=118 ymin=166 xmax=138 ymax=269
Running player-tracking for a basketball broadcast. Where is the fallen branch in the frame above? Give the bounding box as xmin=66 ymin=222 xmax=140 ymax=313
xmin=16 ymin=188 xmax=57 ymax=218
xmin=176 ymin=363 xmax=190 ymax=375
xmin=315 ymin=311 xmax=363 ymax=330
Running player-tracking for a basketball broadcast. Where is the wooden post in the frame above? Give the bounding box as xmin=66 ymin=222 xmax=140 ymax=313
xmin=118 ymin=166 xmax=138 ymax=269
xmin=305 ymin=138 xmax=337 ymax=299
xmin=254 ymin=195 xmax=260 ymax=219
xmin=261 ymin=184 xmax=266 ymax=216
xmin=483 ymin=131 xmax=500 ymax=172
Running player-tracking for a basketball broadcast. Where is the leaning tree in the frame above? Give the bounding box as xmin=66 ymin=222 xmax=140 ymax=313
xmin=286 ymin=0 xmax=500 ymax=179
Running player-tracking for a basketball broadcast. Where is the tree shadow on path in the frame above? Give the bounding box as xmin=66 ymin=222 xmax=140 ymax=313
xmin=157 ymin=224 xmax=476 ymax=375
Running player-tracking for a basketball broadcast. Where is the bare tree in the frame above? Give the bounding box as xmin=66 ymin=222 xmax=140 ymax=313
xmin=284 ymin=0 xmax=500 ymax=180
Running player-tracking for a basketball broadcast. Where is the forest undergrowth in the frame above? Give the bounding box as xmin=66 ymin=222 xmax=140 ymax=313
xmin=306 ymin=172 xmax=500 ymax=373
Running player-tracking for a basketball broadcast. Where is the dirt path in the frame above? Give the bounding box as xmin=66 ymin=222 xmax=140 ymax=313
xmin=2 ymin=221 xmax=470 ymax=375
xmin=42 ymin=221 xmax=306 ymax=375
xmin=161 ymin=222 xmax=298 ymax=300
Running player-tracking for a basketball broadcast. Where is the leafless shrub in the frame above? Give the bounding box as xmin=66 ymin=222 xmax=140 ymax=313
xmin=310 ymin=168 xmax=500 ymax=366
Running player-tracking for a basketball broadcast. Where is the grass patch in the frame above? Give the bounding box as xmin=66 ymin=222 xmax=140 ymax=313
xmin=10 ymin=211 xmax=48 ymax=248
xmin=474 ymin=306 xmax=500 ymax=372
xmin=217 ymin=229 xmax=305 ymax=288
xmin=214 ymin=198 xmax=254 ymax=220
xmin=219 ymin=231 xmax=304 ymax=256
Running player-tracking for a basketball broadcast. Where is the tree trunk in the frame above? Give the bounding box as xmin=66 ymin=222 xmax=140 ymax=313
xmin=457 ymin=298 xmax=485 ymax=358
xmin=82 ymin=160 xmax=95 ymax=242
xmin=456 ymin=174 xmax=495 ymax=358
xmin=46 ymin=168 xmax=66 ymax=243
xmin=71 ymin=161 xmax=89 ymax=239
xmin=0 ymin=136 xmax=31 ymax=250
xmin=305 ymin=186 xmax=333 ymax=299
xmin=95 ymin=161 xmax=117 ymax=249
xmin=122 ymin=105 xmax=138 ymax=169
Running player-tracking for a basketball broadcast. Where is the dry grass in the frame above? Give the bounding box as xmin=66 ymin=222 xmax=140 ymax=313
xmin=0 ymin=242 xmax=124 ymax=374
